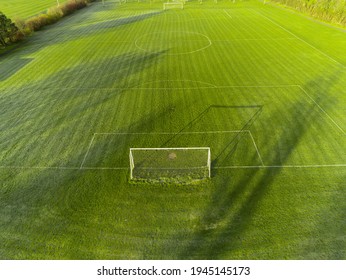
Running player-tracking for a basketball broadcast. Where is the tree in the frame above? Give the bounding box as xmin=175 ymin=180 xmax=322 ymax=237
xmin=0 ymin=12 xmax=18 ymax=47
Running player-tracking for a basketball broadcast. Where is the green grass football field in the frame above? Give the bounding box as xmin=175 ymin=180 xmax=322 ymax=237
xmin=0 ymin=0 xmax=345 ymax=259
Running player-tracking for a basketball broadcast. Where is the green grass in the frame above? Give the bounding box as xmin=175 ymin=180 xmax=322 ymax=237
xmin=0 ymin=0 xmax=70 ymax=19
xmin=0 ymin=1 xmax=345 ymax=259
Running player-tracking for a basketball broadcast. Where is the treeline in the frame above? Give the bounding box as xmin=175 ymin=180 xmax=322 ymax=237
xmin=270 ymin=0 xmax=346 ymax=26
xmin=0 ymin=0 xmax=95 ymax=48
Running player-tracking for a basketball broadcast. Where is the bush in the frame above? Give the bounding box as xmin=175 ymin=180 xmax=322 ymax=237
xmin=24 ymin=0 xmax=88 ymax=32
xmin=47 ymin=6 xmax=64 ymax=23
xmin=60 ymin=0 xmax=88 ymax=16
xmin=26 ymin=15 xmax=46 ymax=31
xmin=10 ymin=29 xmax=25 ymax=42
xmin=13 ymin=18 xmax=32 ymax=38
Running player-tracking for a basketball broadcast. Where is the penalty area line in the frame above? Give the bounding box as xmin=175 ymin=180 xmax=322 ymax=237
xmin=1 ymin=164 xmax=345 ymax=170
xmin=0 ymin=165 xmax=128 ymax=170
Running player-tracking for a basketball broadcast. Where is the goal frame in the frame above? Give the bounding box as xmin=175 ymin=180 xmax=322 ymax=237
xmin=163 ymin=2 xmax=184 ymax=10
xmin=129 ymin=147 xmax=211 ymax=181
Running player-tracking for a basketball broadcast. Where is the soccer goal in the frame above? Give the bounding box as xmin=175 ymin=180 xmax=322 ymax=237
xmin=129 ymin=147 xmax=211 ymax=183
xmin=163 ymin=1 xmax=184 ymax=10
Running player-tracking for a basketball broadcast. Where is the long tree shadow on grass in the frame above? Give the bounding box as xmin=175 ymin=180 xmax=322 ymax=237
xmin=38 ymin=11 xmax=162 ymax=44
xmin=297 ymin=74 xmax=346 ymax=259
xmin=172 ymin=72 xmax=343 ymax=259
xmin=21 ymin=3 xmax=161 ymax=48
xmin=0 ymin=58 xmax=33 ymax=81
xmin=0 ymin=6 xmax=162 ymax=83
xmin=0 ymin=50 xmax=166 ymax=167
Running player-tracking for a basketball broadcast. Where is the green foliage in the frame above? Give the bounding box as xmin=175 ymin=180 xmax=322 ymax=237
xmin=271 ymin=0 xmax=346 ymax=26
xmin=13 ymin=17 xmax=32 ymax=38
xmin=60 ymin=0 xmax=88 ymax=16
xmin=46 ymin=6 xmax=64 ymax=22
xmin=0 ymin=12 xmax=19 ymax=47
xmin=25 ymin=15 xmax=49 ymax=31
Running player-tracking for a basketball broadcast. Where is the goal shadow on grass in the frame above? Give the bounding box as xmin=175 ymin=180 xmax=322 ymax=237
xmin=210 ymin=105 xmax=262 ymax=169
xmin=154 ymin=104 xmax=263 ymax=171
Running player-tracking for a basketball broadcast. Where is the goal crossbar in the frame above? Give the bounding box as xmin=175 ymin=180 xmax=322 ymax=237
xmin=130 ymin=147 xmax=210 ymax=151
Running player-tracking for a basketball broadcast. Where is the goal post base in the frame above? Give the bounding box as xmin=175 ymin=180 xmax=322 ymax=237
xmin=130 ymin=175 xmax=209 ymax=185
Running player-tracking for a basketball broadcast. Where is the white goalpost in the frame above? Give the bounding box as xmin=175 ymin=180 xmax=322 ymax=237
xmin=129 ymin=147 xmax=211 ymax=182
xmin=163 ymin=1 xmax=184 ymax=10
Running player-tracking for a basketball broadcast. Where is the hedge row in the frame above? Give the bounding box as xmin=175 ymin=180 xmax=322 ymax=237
xmin=271 ymin=0 xmax=346 ymax=26
xmin=21 ymin=0 xmax=89 ymax=33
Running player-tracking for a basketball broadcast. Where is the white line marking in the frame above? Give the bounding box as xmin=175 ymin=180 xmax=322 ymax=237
xmin=81 ymin=167 xmax=128 ymax=170
xmin=213 ymin=38 xmax=296 ymax=42
xmin=216 ymin=84 xmax=300 ymax=89
xmin=251 ymin=9 xmax=345 ymax=68
xmin=96 ymin=130 xmax=249 ymax=135
xmin=1 ymin=164 xmax=345 ymax=170
xmin=214 ymin=164 xmax=346 ymax=169
xmin=131 ymin=79 xmax=218 ymax=89
xmin=80 ymin=133 xmax=96 ymax=169
xmin=0 ymin=84 xmax=300 ymax=92
xmin=224 ymin=9 xmax=232 ymax=19
xmin=123 ymin=84 xmax=300 ymax=90
xmin=0 ymin=166 xmax=128 ymax=170
xmin=248 ymin=131 xmax=264 ymax=166
xmin=134 ymin=31 xmax=212 ymax=55
xmin=0 ymin=166 xmax=80 ymax=170
xmin=138 ymin=167 xmax=207 ymax=170
xmin=298 ymin=85 xmax=346 ymax=135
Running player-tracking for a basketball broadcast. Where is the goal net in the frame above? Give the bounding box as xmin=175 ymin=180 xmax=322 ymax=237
xmin=129 ymin=147 xmax=211 ymax=183
xmin=163 ymin=1 xmax=184 ymax=10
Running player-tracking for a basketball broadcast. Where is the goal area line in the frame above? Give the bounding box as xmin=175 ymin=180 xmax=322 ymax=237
xmin=215 ymin=164 xmax=346 ymax=169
